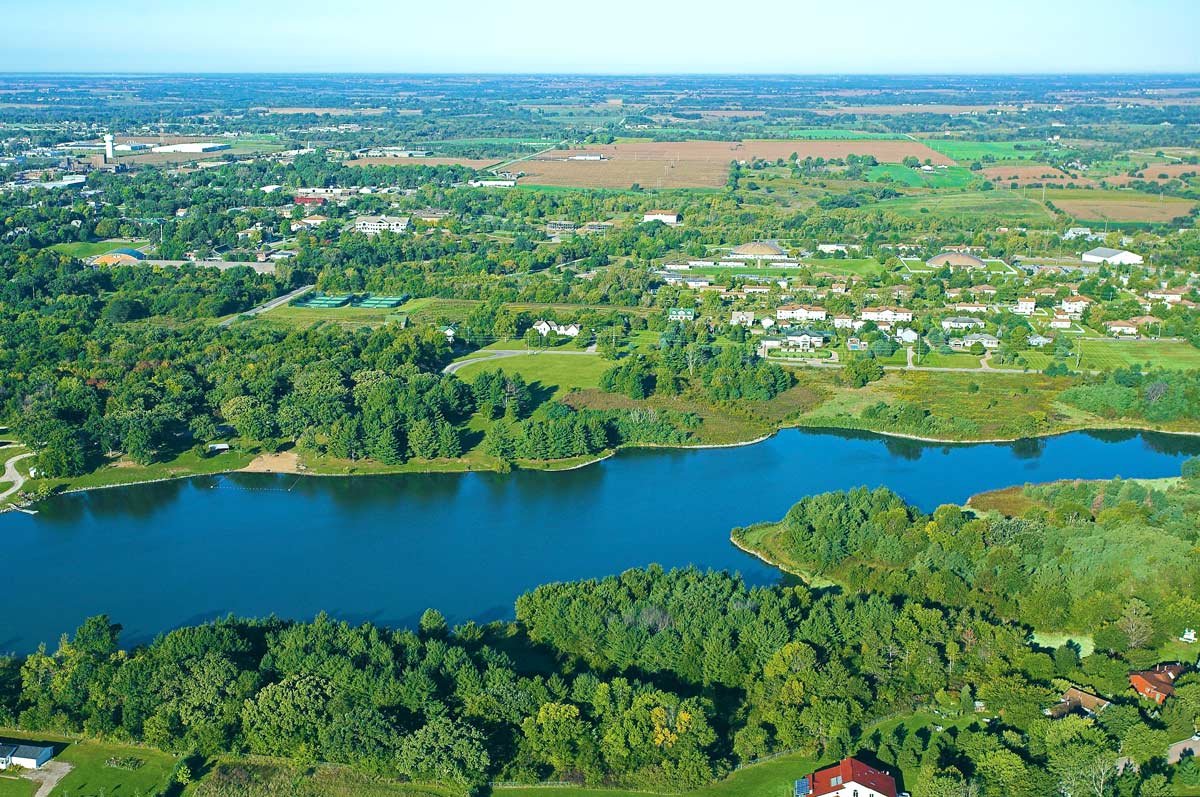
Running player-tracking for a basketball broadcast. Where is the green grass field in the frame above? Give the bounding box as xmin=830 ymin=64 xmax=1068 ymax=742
xmin=778 ymin=129 xmax=904 ymax=140
xmin=453 ymin=353 xmax=609 ymax=402
xmin=53 ymin=740 xmax=177 ymax=797
xmin=0 ymin=778 xmax=33 ymax=797
xmin=920 ymin=139 xmax=1054 ymax=163
xmin=1078 ymin=339 xmax=1200 ymax=371
xmin=870 ymin=190 xmax=1056 ymax=225
xmin=49 ymin=239 xmax=150 ymax=258
xmin=867 ymin=163 xmax=975 ymax=188
xmin=918 ymin=351 xmax=982 ymax=368
xmin=803 ymin=257 xmax=885 ymax=277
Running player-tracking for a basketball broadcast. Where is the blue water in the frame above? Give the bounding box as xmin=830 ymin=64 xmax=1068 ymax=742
xmin=2 ymin=427 xmax=1196 ymax=654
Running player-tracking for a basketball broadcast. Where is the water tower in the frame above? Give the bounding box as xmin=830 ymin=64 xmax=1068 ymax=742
xmin=104 ymin=134 xmax=115 ymax=162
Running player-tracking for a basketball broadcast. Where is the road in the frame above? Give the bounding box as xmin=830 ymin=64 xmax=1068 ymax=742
xmin=218 ymin=284 xmax=314 ymax=327
xmin=0 ymin=450 xmax=35 ymax=503
xmin=443 ymin=348 xmax=597 ymax=375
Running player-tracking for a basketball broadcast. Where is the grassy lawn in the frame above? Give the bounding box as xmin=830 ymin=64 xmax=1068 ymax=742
xmin=259 ymin=304 xmax=402 ymax=329
xmin=28 ymin=446 xmax=257 ymax=497
xmin=1077 ymin=339 xmax=1200 ymax=371
xmin=0 ymin=778 xmax=34 ymax=797
xmin=803 ymin=257 xmax=884 ymax=277
xmin=453 ymin=353 xmax=609 ymax=402
xmin=1043 ymin=188 xmax=1195 ymax=225
xmin=917 ymin=351 xmax=981 ymax=368
xmin=867 ymin=163 xmax=975 ymax=188
xmin=49 ymin=239 xmax=150 ymax=259
xmin=869 ymin=189 xmax=1055 ymax=225
xmin=52 ymin=739 xmax=177 ymax=797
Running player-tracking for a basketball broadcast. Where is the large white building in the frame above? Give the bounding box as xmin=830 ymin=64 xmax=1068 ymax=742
xmin=531 ymin=319 xmax=581 ymax=337
xmin=860 ymin=306 xmax=913 ymax=324
xmin=1082 ymin=247 xmax=1143 ymax=266
xmin=355 ymin=215 xmax=410 ymax=236
xmin=642 ymin=210 xmax=681 ymax=225
xmin=151 ymin=142 xmax=230 ymax=154
xmin=776 ymin=304 xmax=827 ymax=322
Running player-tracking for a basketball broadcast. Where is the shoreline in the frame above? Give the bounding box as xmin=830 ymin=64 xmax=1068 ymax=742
xmin=4 ymin=421 xmax=1197 ymax=512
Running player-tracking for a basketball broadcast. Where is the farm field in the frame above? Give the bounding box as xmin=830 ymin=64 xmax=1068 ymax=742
xmin=918 ymin=139 xmax=1054 ymax=162
xmin=453 ymin=352 xmax=608 ymax=401
xmin=813 ymin=104 xmax=1029 ymax=115
xmin=1099 ymin=161 xmax=1199 ymax=186
xmin=1044 ymin=188 xmax=1195 ymax=223
xmin=514 ymin=139 xmax=954 ymax=189
xmin=1077 ymin=338 xmax=1200 ymax=371
xmin=979 ymin=164 xmax=1092 ymax=186
xmin=870 ymin=189 xmax=1057 ymax=225
xmin=49 ymin=239 xmax=150 ymax=258
xmin=867 ymin=163 xmax=975 ymax=188
xmin=251 ymin=106 xmax=392 ymax=115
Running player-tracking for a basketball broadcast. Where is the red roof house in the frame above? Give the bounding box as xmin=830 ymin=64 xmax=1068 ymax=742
xmin=1130 ymin=664 xmax=1188 ymax=705
xmin=800 ymin=757 xmax=897 ymax=797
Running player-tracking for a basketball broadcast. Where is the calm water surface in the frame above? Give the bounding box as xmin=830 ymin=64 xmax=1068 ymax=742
xmin=3 ymin=428 xmax=1197 ymax=653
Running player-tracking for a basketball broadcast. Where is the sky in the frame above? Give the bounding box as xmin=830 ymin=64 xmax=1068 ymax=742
xmin=3 ymin=0 xmax=1199 ymax=74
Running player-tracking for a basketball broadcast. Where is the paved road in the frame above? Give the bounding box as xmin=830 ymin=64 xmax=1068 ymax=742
xmin=443 ymin=348 xmax=597 ymax=375
xmin=1168 ymin=737 xmax=1200 ymax=765
xmin=218 ymin=284 xmax=314 ymax=327
xmin=0 ymin=450 xmax=35 ymax=503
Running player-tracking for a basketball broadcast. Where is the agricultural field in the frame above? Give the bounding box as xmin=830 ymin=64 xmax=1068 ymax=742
xmin=1099 ymin=161 xmax=1200 ymax=186
xmin=514 ymin=139 xmax=954 ymax=189
xmin=452 ymin=353 xmax=608 ymax=401
xmin=1077 ymin=338 xmax=1200 ymax=371
xmin=979 ymin=163 xmax=1091 ymax=187
xmin=813 ymin=104 xmax=1029 ymax=115
xmin=49 ymin=239 xmax=150 ymax=258
xmin=918 ymin=139 xmax=1055 ymax=163
xmin=1044 ymin=188 xmax=1196 ymax=224
xmin=869 ymin=189 xmax=1057 ymax=225
xmin=867 ymin=163 xmax=975 ymax=188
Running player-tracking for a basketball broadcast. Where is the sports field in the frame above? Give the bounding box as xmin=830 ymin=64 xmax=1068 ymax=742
xmin=1078 ymin=339 xmax=1200 ymax=371
xmin=1045 ymin=188 xmax=1195 ymax=224
xmin=50 ymin=239 xmax=150 ymax=258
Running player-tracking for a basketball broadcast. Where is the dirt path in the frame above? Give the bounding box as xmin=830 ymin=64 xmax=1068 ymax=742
xmin=0 ymin=450 xmax=35 ymax=502
xmin=241 ymin=451 xmax=301 ymax=473
xmin=25 ymin=761 xmax=72 ymax=797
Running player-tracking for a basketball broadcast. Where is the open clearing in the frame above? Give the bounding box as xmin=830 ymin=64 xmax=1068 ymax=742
xmin=869 ymin=190 xmax=1056 ymax=225
xmin=1077 ymin=338 xmax=1200 ymax=371
xmin=1045 ymin=188 xmax=1195 ymax=223
xmin=920 ymin=139 xmax=1053 ymax=162
xmin=1100 ymin=161 xmax=1199 ymax=186
xmin=813 ymin=104 xmax=1027 ymax=115
xmin=453 ymin=353 xmax=607 ymax=400
xmin=980 ymin=164 xmax=1093 ymax=186
xmin=251 ymin=106 xmax=395 ymax=115
xmin=49 ymin=239 xmax=150 ymax=258
xmin=867 ymin=163 xmax=974 ymax=188
xmin=515 ymin=139 xmax=953 ymax=189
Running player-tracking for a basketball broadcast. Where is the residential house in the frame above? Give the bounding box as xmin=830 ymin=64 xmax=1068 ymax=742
xmin=531 ymin=319 xmax=581 ymax=338
xmin=953 ymin=333 xmax=1000 ymax=350
xmin=795 ymin=756 xmax=897 ymax=797
xmin=1013 ymin=297 xmax=1037 ymax=316
xmin=1050 ymin=314 xmax=1073 ymax=329
xmin=546 ymin=220 xmax=577 ymax=235
xmin=642 ymin=210 xmax=681 ymax=225
xmin=832 ymin=314 xmax=862 ymax=330
xmin=1028 ymin=334 xmax=1053 ymax=347
xmin=860 ymin=306 xmax=913 ymax=324
xmin=1060 ymin=296 xmax=1094 ymax=316
xmin=1105 ymin=319 xmax=1138 ymax=337
xmin=1083 ymin=247 xmax=1143 ymax=266
xmin=955 ymin=302 xmax=989 ymax=314
xmin=0 ymin=744 xmax=54 ymax=770
xmin=942 ymin=316 xmax=986 ymax=331
xmin=1130 ymin=664 xmax=1188 ymax=704
xmin=1046 ymin=686 xmax=1112 ymax=719
xmin=777 ymin=304 xmax=828 ymax=322
xmin=668 ymin=307 xmax=696 ymax=322
xmin=730 ymin=311 xmax=755 ymax=326
xmin=779 ymin=327 xmax=833 ymax=350
xmin=847 ymin=337 xmax=867 ymax=351
xmin=355 ymin=215 xmax=410 ymax=236
xmin=1146 ymin=286 xmax=1191 ymax=304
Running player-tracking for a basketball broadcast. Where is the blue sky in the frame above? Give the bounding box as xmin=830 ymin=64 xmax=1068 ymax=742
xmin=4 ymin=0 xmax=1199 ymax=73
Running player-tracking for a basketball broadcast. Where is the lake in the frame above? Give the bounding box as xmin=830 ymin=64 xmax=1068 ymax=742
xmin=3 ymin=427 xmax=1197 ymax=654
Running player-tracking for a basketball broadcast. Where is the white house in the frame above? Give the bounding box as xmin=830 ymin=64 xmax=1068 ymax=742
xmin=832 ymin=314 xmax=863 ymax=330
xmin=531 ymin=319 xmax=581 ymax=338
xmin=1060 ymin=295 xmax=1094 ymax=316
xmin=1146 ymin=286 xmax=1190 ymax=304
xmin=1029 ymin=334 xmax=1053 ymax=347
xmin=1050 ymin=314 xmax=1073 ymax=329
xmin=942 ymin=316 xmax=985 ymax=331
xmin=1105 ymin=319 xmax=1138 ymax=337
xmin=0 ymin=744 xmax=54 ymax=770
xmin=642 ymin=210 xmax=681 ymax=225
xmin=1082 ymin=247 xmax=1142 ymax=266
xmin=1013 ymin=297 xmax=1037 ymax=316
xmin=860 ymin=306 xmax=913 ymax=324
xmin=954 ymin=333 xmax=1000 ymax=350
xmin=955 ymin=302 xmax=989 ymax=314
xmin=469 ymin=179 xmax=516 ymax=188
xmin=798 ymin=757 xmax=897 ymax=797
xmin=355 ymin=215 xmax=410 ymax=236
xmin=776 ymin=304 xmax=827 ymax=322
xmin=730 ymin=311 xmax=755 ymax=326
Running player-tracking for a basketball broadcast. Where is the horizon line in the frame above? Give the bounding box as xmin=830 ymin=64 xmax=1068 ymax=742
xmin=2 ymin=70 xmax=1200 ymax=77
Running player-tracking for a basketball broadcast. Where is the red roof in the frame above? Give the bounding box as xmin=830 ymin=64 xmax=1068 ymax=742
xmin=1130 ymin=664 xmax=1187 ymax=704
xmin=809 ymin=758 xmax=897 ymax=797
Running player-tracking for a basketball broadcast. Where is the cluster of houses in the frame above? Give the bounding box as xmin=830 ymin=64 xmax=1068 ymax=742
xmin=531 ymin=319 xmax=582 ymax=338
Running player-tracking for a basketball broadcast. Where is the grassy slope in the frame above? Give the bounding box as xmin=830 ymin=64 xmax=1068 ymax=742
xmin=48 ymin=239 xmax=150 ymax=258
xmin=453 ymin=353 xmax=610 ymax=401
xmin=0 ymin=729 xmax=175 ymax=797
